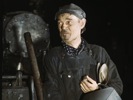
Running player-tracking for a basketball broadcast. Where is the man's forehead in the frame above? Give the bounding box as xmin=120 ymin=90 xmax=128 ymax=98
xmin=58 ymin=13 xmax=79 ymax=20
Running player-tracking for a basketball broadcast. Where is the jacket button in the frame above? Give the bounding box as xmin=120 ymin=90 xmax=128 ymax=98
xmin=60 ymin=74 xmax=62 ymax=78
xmin=68 ymin=75 xmax=71 ymax=78
xmin=48 ymin=93 xmax=51 ymax=98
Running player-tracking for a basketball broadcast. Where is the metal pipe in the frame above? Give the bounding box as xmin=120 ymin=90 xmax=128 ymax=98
xmin=24 ymin=32 xmax=43 ymax=100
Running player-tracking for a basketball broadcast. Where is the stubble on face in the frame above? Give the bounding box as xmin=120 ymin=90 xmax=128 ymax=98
xmin=60 ymin=29 xmax=71 ymax=40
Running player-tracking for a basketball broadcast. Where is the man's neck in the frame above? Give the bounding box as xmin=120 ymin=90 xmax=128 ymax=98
xmin=65 ymin=38 xmax=81 ymax=49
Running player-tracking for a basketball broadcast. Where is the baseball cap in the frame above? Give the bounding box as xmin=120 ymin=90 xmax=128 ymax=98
xmin=55 ymin=3 xmax=86 ymax=20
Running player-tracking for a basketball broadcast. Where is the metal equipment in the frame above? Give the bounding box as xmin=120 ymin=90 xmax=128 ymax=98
xmin=2 ymin=11 xmax=50 ymax=100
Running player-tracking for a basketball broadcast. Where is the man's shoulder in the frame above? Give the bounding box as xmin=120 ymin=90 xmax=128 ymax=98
xmin=87 ymin=43 xmax=109 ymax=58
xmin=87 ymin=43 xmax=104 ymax=50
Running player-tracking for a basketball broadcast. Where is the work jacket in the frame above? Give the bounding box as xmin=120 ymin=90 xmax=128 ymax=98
xmin=43 ymin=41 xmax=123 ymax=100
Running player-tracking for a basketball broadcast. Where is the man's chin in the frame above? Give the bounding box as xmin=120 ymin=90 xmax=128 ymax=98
xmin=63 ymin=38 xmax=69 ymax=41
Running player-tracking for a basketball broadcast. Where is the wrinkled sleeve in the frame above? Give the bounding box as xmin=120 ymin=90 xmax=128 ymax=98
xmin=99 ymin=47 xmax=123 ymax=96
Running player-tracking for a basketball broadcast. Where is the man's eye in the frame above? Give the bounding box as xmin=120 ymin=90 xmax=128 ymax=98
xmin=67 ymin=21 xmax=72 ymax=25
xmin=58 ymin=22 xmax=62 ymax=25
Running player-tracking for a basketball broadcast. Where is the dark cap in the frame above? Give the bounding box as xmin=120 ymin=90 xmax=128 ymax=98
xmin=55 ymin=3 xmax=86 ymax=20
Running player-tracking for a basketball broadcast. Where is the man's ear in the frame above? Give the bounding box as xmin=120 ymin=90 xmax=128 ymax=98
xmin=80 ymin=18 xmax=86 ymax=29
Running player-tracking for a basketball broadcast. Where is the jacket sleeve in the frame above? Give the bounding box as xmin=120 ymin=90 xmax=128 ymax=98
xmin=98 ymin=47 xmax=123 ymax=96
xmin=42 ymin=52 xmax=64 ymax=100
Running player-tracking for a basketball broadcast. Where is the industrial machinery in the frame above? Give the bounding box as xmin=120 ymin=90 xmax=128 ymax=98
xmin=2 ymin=11 xmax=50 ymax=100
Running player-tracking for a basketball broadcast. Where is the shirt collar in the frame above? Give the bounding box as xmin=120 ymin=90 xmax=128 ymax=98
xmin=62 ymin=39 xmax=85 ymax=56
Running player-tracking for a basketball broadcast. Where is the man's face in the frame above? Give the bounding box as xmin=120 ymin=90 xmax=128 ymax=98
xmin=57 ymin=13 xmax=86 ymax=43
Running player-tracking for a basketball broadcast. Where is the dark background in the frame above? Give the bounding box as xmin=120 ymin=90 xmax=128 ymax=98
xmin=2 ymin=0 xmax=133 ymax=100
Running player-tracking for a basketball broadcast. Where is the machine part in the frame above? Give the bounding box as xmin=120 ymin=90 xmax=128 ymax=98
xmin=15 ymin=62 xmax=23 ymax=86
xmin=17 ymin=62 xmax=22 ymax=71
xmin=2 ymin=75 xmax=28 ymax=88
xmin=3 ymin=11 xmax=50 ymax=57
xmin=15 ymin=71 xmax=23 ymax=87
xmin=24 ymin=32 xmax=43 ymax=100
xmin=2 ymin=75 xmax=30 ymax=100
xmin=2 ymin=87 xmax=30 ymax=100
xmin=30 ymin=76 xmax=37 ymax=100
xmin=2 ymin=75 xmax=38 ymax=100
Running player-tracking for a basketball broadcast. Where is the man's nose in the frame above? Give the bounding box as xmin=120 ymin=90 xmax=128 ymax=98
xmin=61 ymin=23 xmax=67 ymax=30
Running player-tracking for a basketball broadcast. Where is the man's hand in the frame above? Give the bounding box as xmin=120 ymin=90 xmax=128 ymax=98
xmin=80 ymin=75 xmax=99 ymax=93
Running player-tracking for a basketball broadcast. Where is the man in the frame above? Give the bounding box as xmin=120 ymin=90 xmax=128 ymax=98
xmin=43 ymin=3 xmax=123 ymax=100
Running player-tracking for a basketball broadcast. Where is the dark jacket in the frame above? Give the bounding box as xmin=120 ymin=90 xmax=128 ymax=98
xmin=43 ymin=41 xmax=123 ymax=100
